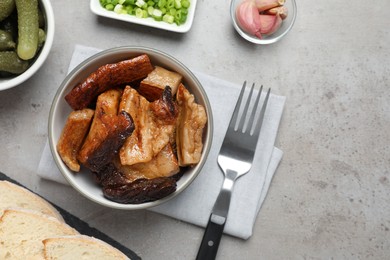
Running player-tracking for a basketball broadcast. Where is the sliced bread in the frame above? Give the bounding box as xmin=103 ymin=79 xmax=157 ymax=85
xmin=0 ymin=208 xmax=78 ymax=259
xmin=0 ymin=180 xmax=64 ymax=222
xmin=43 ymin=235 xmax=130 ymax=260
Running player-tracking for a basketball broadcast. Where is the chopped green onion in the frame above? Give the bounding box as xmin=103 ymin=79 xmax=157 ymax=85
xmin=169 ymin=8 xmax=176 ymax=16
xmin=136 ymin=0 xmax=145 ymax=7
xmin=163 ymin=14 xmax=174 ymax=24
xmin=99 ymin=0 xmax=190 ymax=25
xmin=167 ymin=0 xmax=174 ymax=9
xmin=114 ymin=4 xmax=123 ymax=13
xmin=126 ymin=5 xmax=134 ymax=14
xmin=159 ymin=0 xmax=167 ymax=8
xmin=181 ymin=0 xmax=189 ymax=8
xmin=105 ymin=3 xmax=114 ymax=10
xmin=135 ymin=7 xmax=143 ymax=17
xmin=147 ymin=6 xmax=154 ymax=15
xmin=152 ymin=8 xmax=162 ymax=18
xmin=174 ymin=10 xmax=181 ymax=20
xmin=174 ymin=0 xmax=181 ymax=9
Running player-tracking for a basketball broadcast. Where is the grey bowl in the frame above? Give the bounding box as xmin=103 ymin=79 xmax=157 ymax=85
xmin=49 ymin=46 xmax=213 ymax=210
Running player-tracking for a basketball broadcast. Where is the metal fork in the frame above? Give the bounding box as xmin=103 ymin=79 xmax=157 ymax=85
xmin=196 ymin=82 xmax=271 ymax=260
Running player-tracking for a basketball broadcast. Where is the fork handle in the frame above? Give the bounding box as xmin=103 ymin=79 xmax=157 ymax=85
xmin=196 ymin=214 xmax=226 ymax=260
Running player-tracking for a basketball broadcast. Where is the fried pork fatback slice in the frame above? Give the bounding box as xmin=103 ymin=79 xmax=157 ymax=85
xmin=65 ymin=54 xmax=154 ymax=110
xmin=119 ymin=86 xmax=178 ymax=166
xmin=138 ymin=66 xmax=183 ymax=101
xmin=115 ymin=143 xmax=179 ymax=183
xmin=103 ymin=175 xmax=177 ymax=204
xmin=176 ymin=83 xmax=207 ymax=166
xmin=57 ymin=108 xmax=94 ymax=172
xmin=95 ymin=162 xmax=179 ymax=204
xmin=77 ymin=89 xmax=135 ymax=172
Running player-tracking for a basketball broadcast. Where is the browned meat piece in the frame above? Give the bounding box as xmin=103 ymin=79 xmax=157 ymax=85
xmin=119 ymin=86 xmax=178 ymax=166
xmin=77 ymin=89 xmax=135 ymax=172
xmin=138 ymin=66 xmax=182 ymax=101
xmin=65 ymin=54 xmax=154 ymax=110
xmin=114 ymin=144 xmax=179 ymax=183
xmin=95 ymin=163 xmax=178 ymax=204
xmin=103 ymin=177 xmax=177 ymax=204
xmin=57 ymin=109 xmax=94 ymax=172
xmin=176 ymin=84 xmax=207 ymax=166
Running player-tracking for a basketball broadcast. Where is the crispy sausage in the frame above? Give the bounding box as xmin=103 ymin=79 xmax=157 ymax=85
xmin=65 ymin=54 xmax=154 ymax=110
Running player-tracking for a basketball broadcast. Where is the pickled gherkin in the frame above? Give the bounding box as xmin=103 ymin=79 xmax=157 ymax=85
xmin=0 ymin=30 xmax=16 ymax=51
xmin=0 ymin=51 xmax=29 ymax=74
xmin=0 ymin=0 xmax=15 ymax=22
xmin=15 ymin=0 xmax=39 ymax=60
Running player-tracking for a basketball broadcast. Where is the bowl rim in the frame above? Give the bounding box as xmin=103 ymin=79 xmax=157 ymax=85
xmin=230 ymin=0 xmax=297 ymax=45
xmin=48 ymin=46 xmax=214 ymax=210
xmin=0 ymin=0 xmax=55 ymax=91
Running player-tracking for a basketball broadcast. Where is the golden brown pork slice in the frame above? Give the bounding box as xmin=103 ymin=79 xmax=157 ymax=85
xmin=77 ymin=89 xmax=135 ymax=172
xmin=57 ymin=108 xmax=94 ymax=172
xmin=176 ymin=84 xmax=207 ymax=166
xmin=94 ymin=148 xmax=181 ymax=204
xmin=138 ymin=66 xmax=183 ymax=101
xmin=115 ymin=143 xmax=179 ymax=183
xmin=65 ymin=54 xmax=154 ymax=110
xmin=119 ymin=86 xmax=178 ymax=166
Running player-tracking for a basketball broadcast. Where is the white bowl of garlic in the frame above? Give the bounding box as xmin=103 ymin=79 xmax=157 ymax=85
xmin=230 ymin=0 xmax=297 ymax=44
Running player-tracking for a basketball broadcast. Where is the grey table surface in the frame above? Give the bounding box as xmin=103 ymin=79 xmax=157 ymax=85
xmin=1 ymin=0 xmax=389 ymax=259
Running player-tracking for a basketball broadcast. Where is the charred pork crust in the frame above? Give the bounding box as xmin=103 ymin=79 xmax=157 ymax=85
xmin=65 ymin=54 xmax=154 ymax=110
xmin=150 ymin=86 xmax=178 ymax=124
xmin=80 ymin=111 xmax=135 ymax=172
xmin=95 ymin=163 xmax=178 ymax=204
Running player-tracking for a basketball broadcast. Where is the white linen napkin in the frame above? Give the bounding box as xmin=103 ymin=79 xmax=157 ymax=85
xmin=37 ymin=45 xmax=285 ymax=240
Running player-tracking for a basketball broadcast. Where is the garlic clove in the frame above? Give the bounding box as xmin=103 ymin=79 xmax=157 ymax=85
xmin=259 ymin=14 xmax=282 ymax=35
xmin=236 ymin=0 xmax=263 ymax=39
xmin=264 ymin=6 xmax=288 ymax=19
xmin=254 ymin=0 xmax=285 ymax=12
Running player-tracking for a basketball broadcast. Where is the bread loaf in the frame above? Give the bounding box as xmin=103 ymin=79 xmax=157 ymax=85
xmin=0 ymin=181 xmax=129 ymax=258
xmin=0 ymin=209 xmax=78 ymax=259
xmin=0 ymin=180 xmax=64 ymax=222
xmin=43 ymin=235 xmax=130 ymax=260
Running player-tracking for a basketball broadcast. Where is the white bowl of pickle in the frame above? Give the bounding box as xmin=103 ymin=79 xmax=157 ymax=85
xmin=0 ymin=0 xmax=54 ymax=91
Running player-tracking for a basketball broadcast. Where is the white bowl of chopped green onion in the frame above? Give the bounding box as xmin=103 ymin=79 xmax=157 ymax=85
xmin=90 ymin=0 xmax=196 ymax=33
xmin=0 ymin=0 xmax=55 ymax=91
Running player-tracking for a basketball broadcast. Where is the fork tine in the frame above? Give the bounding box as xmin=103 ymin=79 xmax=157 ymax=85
xmin=252 ymin=88 xmax=271 ymax=137
xmin=246 ymin=84 xmax=263 ymax=134
xmin=228 ymin=81 xmax=247 ymax=130
xmin=237 ymin=82 xmax=255 ymax=132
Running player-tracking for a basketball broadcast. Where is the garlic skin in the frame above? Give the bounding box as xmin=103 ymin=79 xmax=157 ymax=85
xmin=264 ymin=6 xmax=288 ymax=19
xmin=236 ymin=0 xmax=263 ymax=39
xmin=259 ymin=14 xmax=282 ymax=35
xmin=235 ymin=0 xmax=288 ymax=39
xmin=254 ymin=0 xmax=285 ymax=12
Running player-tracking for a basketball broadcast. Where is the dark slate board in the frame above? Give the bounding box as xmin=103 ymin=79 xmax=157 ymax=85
xmin=0 ymin=171 xmax=141 ymax=260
